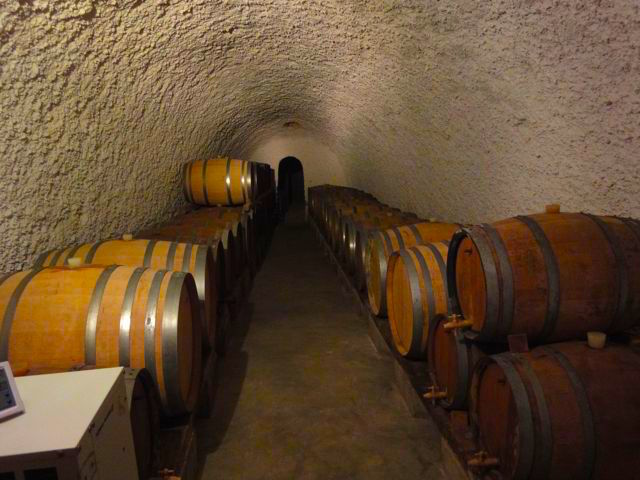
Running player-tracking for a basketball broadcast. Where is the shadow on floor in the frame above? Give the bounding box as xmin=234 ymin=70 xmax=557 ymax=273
xmin=282 ymin=202 xmax=306 ymax=228
xmin=196 ymin=301 xmax=256 ymax=477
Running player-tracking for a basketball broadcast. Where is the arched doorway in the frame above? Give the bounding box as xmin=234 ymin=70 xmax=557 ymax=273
xmin=277 ymin=156 xmax=304 ymax=215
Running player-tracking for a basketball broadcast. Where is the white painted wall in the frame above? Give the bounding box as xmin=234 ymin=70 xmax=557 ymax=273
xmin=245 ymin=126 xmax=347 ymax=194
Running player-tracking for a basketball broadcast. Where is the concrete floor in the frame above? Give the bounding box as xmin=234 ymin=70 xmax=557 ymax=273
xmin=197 ymin=205 xmax=445 ymax=479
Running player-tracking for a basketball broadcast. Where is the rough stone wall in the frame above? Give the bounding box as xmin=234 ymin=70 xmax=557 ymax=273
xmin=1 ymin=0 xmax=639 ymax=271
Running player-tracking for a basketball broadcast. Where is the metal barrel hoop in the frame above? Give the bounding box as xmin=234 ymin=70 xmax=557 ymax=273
xmin=84 ymin=265 xmax=120 ymax=365
xmin=398 ymin=249 xmax=426 ymax=358
xmin=515 ymin=216 xmax=560 ymax=343
xmin=582 ymin=213 xmax=629 ymax=332
xmin=480 ymin=223 xmax=515 ymax=336
xmin=119 ymin=267 xmax=146 ymax=367
xmin=0 ymin=269 xmax=43 ymax=360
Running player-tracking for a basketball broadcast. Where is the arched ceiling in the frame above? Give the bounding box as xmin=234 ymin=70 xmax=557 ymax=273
xmin=1 ymin=0 xmax=639 ymax=271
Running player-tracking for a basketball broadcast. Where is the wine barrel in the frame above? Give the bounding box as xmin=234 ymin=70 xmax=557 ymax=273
xmin=353 ymin=222 xmax=387 ymax=290
xmin=448 ymin=212 xmax=640 ymax=343
xmin=124 ymin=368 xmax=161 ymax=480
xmin=183 ymin=158 xmax=255 ymax=206
xmin=34 ymin=238 xmax=218 ymax=347
xmin=367 ymin=222 xmax=460 ymax=316
xmin=469 ymin=342 xmax=640 ymax=479
xmin=339 ymin=206 xmax=405 ymax=265
xmin=0 ymin=266 xmax=202 ymax=416
xmin=386 ymin=242 xmax=450 ymax=359
xmin=336 ymin=203 xmax=388 ymax=248
xmin=138 ymin=225 xmax=237 ymax=291
xmin=166 ymin=214 xmax=246 ymax=277
xmin=325 ymin=204 xmax=348 ymax=250
xmin=427 ymin=315 xmax=500 ymax=410
xmin=337 ymin=204 xmax=391 ymax=244
xmin=312 ymin=187 xmax=378 ymax=240
xmin=181 ymin=207 xmax=256 ymax=273
xmin=254 ymin=162 xmax=272 ymax=199
xmin=352 ymin=214 xmax=422 ymax=291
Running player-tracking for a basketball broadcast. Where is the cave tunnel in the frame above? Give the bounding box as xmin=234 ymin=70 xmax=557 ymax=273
xmin=1 ymin=2 xmax=639 ymax=479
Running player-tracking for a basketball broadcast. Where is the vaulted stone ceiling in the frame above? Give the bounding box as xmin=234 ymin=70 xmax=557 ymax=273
xmin=1 ymin=0 xmax=638 ymax=271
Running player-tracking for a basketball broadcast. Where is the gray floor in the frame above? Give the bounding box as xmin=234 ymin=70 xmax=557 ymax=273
xmin=197 ymin=205 xmax=445 ymax=479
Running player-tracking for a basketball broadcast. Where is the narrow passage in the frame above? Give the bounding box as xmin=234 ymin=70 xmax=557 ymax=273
xmin=198 ymin=206 xmax=445 ymax=479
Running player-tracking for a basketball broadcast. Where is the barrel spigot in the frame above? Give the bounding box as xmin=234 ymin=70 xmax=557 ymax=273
xmin=423 ymin=385 xmax=447 ymax=400
xmin=468 ymin=451 xmax=500 ymax=469
xmin=443 ymin=314 xmax=473 ymax=331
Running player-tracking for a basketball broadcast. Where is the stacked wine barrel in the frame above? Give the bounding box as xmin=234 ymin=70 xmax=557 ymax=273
xmin=0 ymin=155 xmax=277 ymax=479
xmin=181 ymin=157 xmax=277 ymax=242
xmin=308 ymin=185 xmax=424 ymax=290
xmin=311 ymin=186 xmax=640 ymax=479
xmin=0 ymin=233 xmax=214 ymax=479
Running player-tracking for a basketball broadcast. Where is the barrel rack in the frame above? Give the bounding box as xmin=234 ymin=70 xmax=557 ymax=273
xmin=309 ymin=216 xmax=477 ymax=480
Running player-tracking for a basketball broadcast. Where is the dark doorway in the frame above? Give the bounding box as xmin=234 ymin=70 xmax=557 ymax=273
xmin=277 ymin=156 xmax=304 ymax=216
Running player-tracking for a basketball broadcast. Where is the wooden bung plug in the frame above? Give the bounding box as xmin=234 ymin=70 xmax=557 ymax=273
xmin=122 ymin=233 xmax=133 ymax=241
xmin=545 ymin=204 xmax=561 ymax=214
xmin=67 ymin=257 xmax=82 ymax=268
xmin=587 ymin=331 xmax=606 ymax=349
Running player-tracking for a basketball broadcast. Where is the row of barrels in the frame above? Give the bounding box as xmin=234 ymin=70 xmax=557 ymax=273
xmin=309 ymin=185 xmax=640 ymax=479
xmin=0 ymin=201 xmax=275 ymax=478
xmin=308 ymin=185 xmax=423 ymax=289
xmin=0 ymin=202 xmax=272 ymax=414
xmin=183 ymin=157 xmax=275 ymax=207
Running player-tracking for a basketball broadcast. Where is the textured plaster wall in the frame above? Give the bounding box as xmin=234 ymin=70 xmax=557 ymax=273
xmin=1 ymin=0 xmax=639 ymax=271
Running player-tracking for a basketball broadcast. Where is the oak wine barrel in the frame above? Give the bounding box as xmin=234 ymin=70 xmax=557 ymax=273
xmin=340 ymin=207 xmax=412 ymax=267
xmin=386 ymin=242 xmax=450 ymax=359
xmin=367 ymin=222 xmax=460 ymax=316
xmin=349 ymin=214 xmax=420 ymax=288
xmin=469 ymin=342 xmax=640 ymax=479
xmin=332 ymin=202 xmax=388 ymax=251
xmin=253 ymin=162 xmax=273 ymax=199
xmin=337 ymin=204 xmax=394 ymax=255
xmin=427 ymin=315 xmax=501 ymax=409
xmin=165 ymin=214 xmax=247 ymax=277
xmin=138 ymin=225 xmax=236 ymax=291
xmin=353 ymin=218 xmax=402 ymax=291
xmin=181 ymin=207 xmax=256 ymax=272
xmin=0 ymin=265 xmax=202 ymax=416
xmin=34 ymin=238 xmax=218 ymax=347
xmin=448 ymin=212 xmax=640 ymax=343
xmin=183 ymin=158 xmax=255 ymax=206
